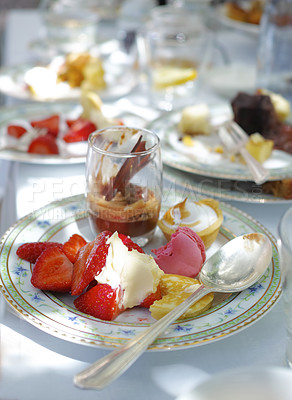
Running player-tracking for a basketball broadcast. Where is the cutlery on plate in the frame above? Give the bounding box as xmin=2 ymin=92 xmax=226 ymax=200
xmin=74 ymin=233 xmax=272 ymax=390
xmin=218 ymin=121 xmax=270 ymax=185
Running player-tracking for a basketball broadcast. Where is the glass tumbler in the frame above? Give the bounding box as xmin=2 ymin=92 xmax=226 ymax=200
xmin=279 ymin=206 xmax=292 ymax=367
xmin=256 ymin=0 xmax=292 ymax=102
xmin=85 ymin=126 xmax=162 ymax=246
xmin=138 ymin=5 xmax=213 ymax=111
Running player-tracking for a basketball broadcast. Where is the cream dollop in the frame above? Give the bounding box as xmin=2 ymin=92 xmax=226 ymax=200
xmin=95 ymin=232 xmax=164 ymax=309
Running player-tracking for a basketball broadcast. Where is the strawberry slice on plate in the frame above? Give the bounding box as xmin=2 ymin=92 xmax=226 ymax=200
xmin=139 ymin=284 xmax=162 ymax=308
xmin=74 ymin=283 xmax=124 ymax=321
xmin=118 ymin=233 xmax=145 ymax=254
xmin=63 ymin=119 xmax=96 ymax=143
xmin=7 ymin=124 xmax=27 ymax=139
xmin=30 ymin=114 xmax=60 ymax=137
xmin=63 ymin=234 xmax=87 ymax=263
xmin=71 ymin=230 xmax=112 ymax=296
xmin=31 ymin=246 xmax=73 ymax=292
xmin=28 ymin=134 xmax=59 ymax=155
xmin=17 ymin=241 xmax=63 ymax=264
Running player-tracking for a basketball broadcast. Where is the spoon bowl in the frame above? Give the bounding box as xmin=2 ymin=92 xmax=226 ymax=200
xmin=200 ymin=233 xmax=272 ymax=292
xmin=74 ymin=232 xmax=272 ymax=390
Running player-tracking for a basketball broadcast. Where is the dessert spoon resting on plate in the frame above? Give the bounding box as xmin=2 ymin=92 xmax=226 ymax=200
xmin=74 ymin=232 xmax=272 ymax=390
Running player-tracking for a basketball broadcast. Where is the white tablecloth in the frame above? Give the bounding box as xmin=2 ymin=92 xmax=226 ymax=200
xmin=0 ymin=8 xmax=290 ymax=400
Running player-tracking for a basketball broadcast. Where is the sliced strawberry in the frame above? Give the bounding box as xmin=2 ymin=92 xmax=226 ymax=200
xmin=118 ymin=233 xmax=144 ymax=254
xmin=30 ymin=114 xmax=60 ymax=137
xmin=7 ymin=124 xmax=27 ymax=139
xmin=17 ymin=242 xmax=63 ymax=264
xmin=71 ymin=231 xmax=112 ymax=296
xmin=139 ymin=284 xmax=162 ymax=308
xmin=65 ymin=117 xmax=83 ymax=128
xmin=31 ymin=246 xmax=73 ymax=292
xmin=63 ymin=234 xmax=87 ymax=263
xmin=63 ymin=119 xmax=96 ymax=143
xmin=28 ymin=134 xmax=59 ymax=155
xmin=74 ymin=283 xmax=123 ymax=321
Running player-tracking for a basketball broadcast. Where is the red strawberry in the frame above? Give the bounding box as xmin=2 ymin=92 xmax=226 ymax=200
xmin=63 ymin=234 xmax=87 ymax=263
xmin=31 ymin=246 xmax=73 ymax=292
xmin=30 ymin=114 xmax=60 ymax=137
xmin=139 ymin=285 xmax=162 ymax=308
xmin=63 ymin=119 xmax=96 ymax=143
xmin=74 ymin=283 xmax=123 ymax=321
xmin=71 ymin=231 xmax=112 ymax=296
xmin=28 ymin=134 xmax=59 ymax=155
xmin=65 ymin=117 xmax=83 ymax=128
xmin=7 ymin=124 xmax=27 ymax=139
xmin=17 ymin=242 xmax=63 ymax=263
xmin=118 ymin=233 xmax=144 ymax=254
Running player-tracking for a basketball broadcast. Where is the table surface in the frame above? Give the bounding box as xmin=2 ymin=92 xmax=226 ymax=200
xmin=0 ymin=7 xmax=291 ymax=400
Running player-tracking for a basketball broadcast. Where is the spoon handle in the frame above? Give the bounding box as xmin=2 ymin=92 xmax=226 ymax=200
xmin=74 ymin=285 xmax=211 ymax=390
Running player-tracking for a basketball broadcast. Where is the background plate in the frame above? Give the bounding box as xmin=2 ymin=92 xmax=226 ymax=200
xmin=164 ymin=166 xmax=292 ymax=204
xmin=0 ymin=190 xmax=281 ymax=350
xmin=147 ymin=105 xmax=292 ymax=182
xmin=0 ymin=101 xmax=144 ymax=164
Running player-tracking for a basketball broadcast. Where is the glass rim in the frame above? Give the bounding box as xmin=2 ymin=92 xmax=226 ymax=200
xmin=88 ymin=126 xmax=160 ymax=157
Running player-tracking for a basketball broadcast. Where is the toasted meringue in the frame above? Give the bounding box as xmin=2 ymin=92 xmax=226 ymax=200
xmin=158 ymin=198 xmax=223 ymax=248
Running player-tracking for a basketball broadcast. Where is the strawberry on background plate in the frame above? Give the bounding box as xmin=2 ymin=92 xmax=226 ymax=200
xmin=74 ymin=283 xmax=124 ymax=321
xmin=63 ymin=234 xmax=87 ymax=263
xmin=28 ymin=134 xmax=59 ymax=155
xmin=30 ymin=114 xmax=60 ymax=137
xmin=63 ymin=119 xmax=96 ymax=143
xmin=31 ymin=246 xmax=73 ymax=292
xmin=7 ymin=124 xmax=27 ymax=139
xmin=16 ymin=241 xmax=63 ymax=264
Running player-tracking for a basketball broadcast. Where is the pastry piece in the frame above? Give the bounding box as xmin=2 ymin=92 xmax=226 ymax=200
xmin=245 ymin=133 xmax=274 ymax=163
xmin=152 ymin=226 xmax=206 ymax=278
xmin=178 ymin=104 xmax=211 ymax=136
xmin=157 ymin=198 xmax=223 ymax=248
xmin=262 ymin=179 xmax=292 ymax=200
xmin=150 ymin=274 xmax=214 ymax=320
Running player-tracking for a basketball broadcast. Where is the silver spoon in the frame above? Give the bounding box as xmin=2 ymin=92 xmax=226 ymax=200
xmin=74 ymin=233 xmax=272 ymax=390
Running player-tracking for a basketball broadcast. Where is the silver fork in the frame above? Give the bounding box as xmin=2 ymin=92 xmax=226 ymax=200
xmin=218 ymin=121 xmax=270 ymax=185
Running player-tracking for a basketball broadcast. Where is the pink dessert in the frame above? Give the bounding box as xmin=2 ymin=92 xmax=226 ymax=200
xmin=152 ymin=226 xmax=206 ymax=278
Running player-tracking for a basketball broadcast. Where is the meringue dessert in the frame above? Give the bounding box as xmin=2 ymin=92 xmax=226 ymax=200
xmin=150 ymin=274 xmax=214 ymax=320
xmin=158 ymin=198 xmax=223 ymax=248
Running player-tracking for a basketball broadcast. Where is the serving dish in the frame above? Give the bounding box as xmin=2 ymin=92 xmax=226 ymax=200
xmin=0 ymin=101 xmax=144 ymax=164
xmin=0 ymin=189 xmax=281 ymax=350
xmin=147 ymin=104 xmax=292 ymax=182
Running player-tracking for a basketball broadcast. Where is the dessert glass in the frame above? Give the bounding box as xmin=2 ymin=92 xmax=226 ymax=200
xmin=86 ymin=126 xmax=162 ymax=246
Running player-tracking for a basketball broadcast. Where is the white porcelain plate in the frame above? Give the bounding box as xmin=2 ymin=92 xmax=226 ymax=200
xmin=0 ymin=102 xmax=144 ymax=164
xmin=0 ymin=41 xmax=138 ymax=102
xmin=147 ymin=104 xmax=292 ymax=182
xmin=0 ymin=190 xmax=281 ymax=350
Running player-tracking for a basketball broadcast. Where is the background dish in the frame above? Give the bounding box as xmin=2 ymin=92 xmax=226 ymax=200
xmin=0 ymin=101 xmax=144 ymax=164
xmin=217 ymin=4 xmax=260 ymax=35
xmin=147 ymin=104 xmax=292 ymax=182
xmin=0 ymin=190 xmax=281 ymax=350
xmin=0 ymin=40 xmax=138 ymax=102
xmin=164 ymin=166 xmax=292 ymax=204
